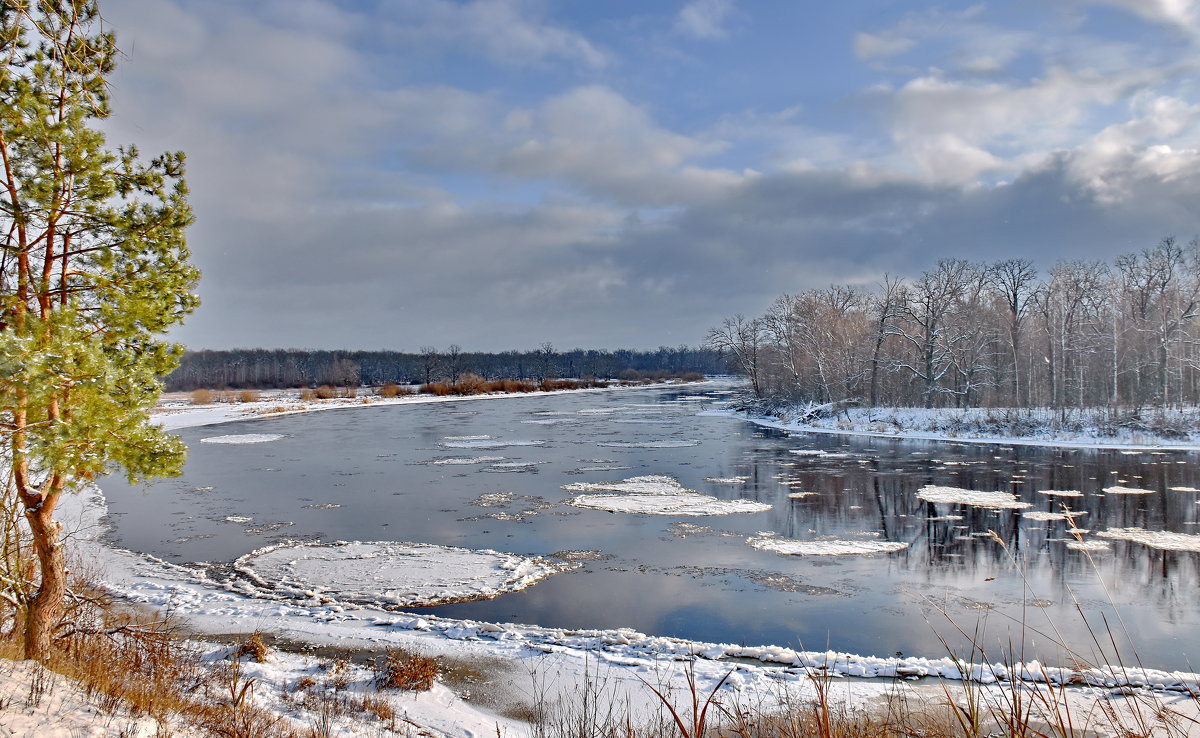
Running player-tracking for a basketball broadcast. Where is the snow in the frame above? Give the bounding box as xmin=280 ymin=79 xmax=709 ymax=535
xmin=1097 ymin=527 xmax=1200 ymax=552
xmin=709 ymin=404 xmax=1200 ymax=451
xmin=917 ymin=485 xmax=1033 ymax=509
xmin=1038 ymin=489 xmax=1084 ymax=497
xmin=1021 ymin=511 xmax=1085 ymax=522
xmin=234 ymin=540 xmax=575 ymax=608
xmin=199 ymin=433 xmax=285 ymax=444
xmin=442 ymin=439 xmax=544 ymax=449
xmin=597 ymin=440 xmax=700 ymax=448
xmin=562 ymin=474 xmax=773 ymax=516
xmin=747 ymin=535 xmax=909 ymax=556
xmin=430 ymin=456 xmax=506 ymax=465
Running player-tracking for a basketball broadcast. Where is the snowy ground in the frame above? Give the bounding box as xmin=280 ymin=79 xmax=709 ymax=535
xmin=708 ymin=404 xmax=1200 ymax=451
xmin=29 ymin=385 xmax=1200 ymax=736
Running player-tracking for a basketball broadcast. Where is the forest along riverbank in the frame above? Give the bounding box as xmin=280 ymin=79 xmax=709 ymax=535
xmin=66 ymin=382 xmax=1200 ymax=732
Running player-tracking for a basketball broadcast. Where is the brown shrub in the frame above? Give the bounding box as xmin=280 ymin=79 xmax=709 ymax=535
xmin=420 ymin=382 xmax=452 ymax=396
xmin=315 ymin=385 xmax=336 ymax=400
xmin=680 ymin=371 xmax=706 ymax=382
xmin=452 ymin=373 xmax=488 ymax=395
xmin=234 ymin=632 xmax=269 ymax=663
xmin=376 ymin=650 xmax=438 ymax=692
xmin=237 ymin=390 xmax=261 ymax=403
xmin=190 ymin=388 xmax=215 ymax=405
xmin=337 ymin=386 xmax=357 ymax=399
xmin=299 ymin=388 xmax=318 ymax=402
xmin=378 ymin=383 xmax=413 ymax=398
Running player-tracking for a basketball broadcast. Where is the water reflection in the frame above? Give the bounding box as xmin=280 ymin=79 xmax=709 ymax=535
xmin=97 ymin=385 xmax=1200 ymax=670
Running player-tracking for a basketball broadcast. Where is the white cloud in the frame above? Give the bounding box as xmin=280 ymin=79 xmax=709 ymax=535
xmin=675 ymin=0 xmax=735 ymax=39
xmin=1087 ymin=0 xmax=1199 ymax=32
xmin=853 ymin=32 xmax=915 ymax=61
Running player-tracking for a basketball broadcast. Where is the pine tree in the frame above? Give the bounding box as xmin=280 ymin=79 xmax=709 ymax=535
xmin=0 ymin=0 xmax=199 ymax=660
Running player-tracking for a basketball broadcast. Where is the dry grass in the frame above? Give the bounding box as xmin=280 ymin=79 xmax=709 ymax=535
xmin=377 ymin=383 xmax=414 ymax=398
xmin=235 ymin=632 xmax=270 ymax=663
xmin=374 ymin=650 xmax=439 ymax=692
xmin=237 ymin=389 xmax=261 ymax=403
xmin=190 ymin=388 xmax=215 ymax=404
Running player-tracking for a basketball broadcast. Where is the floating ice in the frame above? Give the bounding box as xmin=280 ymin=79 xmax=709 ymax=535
xmin=1066 ymin=539 xmax=1111 ymax=552
xmin=789 ymin=449 xmax=828 ymax=456
xmin=705 ymin=477 xmax=749 ymax=484
xmin=443 ymin=435 xmax=490 ymax=441
xmin=430 ymin=456 xmax=505 ymax=465
xmin=598 ymin=440 xmax=700 ymax=448
xmin=917 ymin=485 xmax=1032 ymax=509
xmin=1170 ymin=486 xmax=1199 ymax=492
xmin=1021 ymin=511 xmax=1084 ymax=522
xmin=234 ymin=540 xmax=573 ymax=608
xmin=442 ymin=439 xmax=545 ymax=449
xmin=562 ymin=475 xmax=771 ymax=516
xmin=1097 ymin=528 xmax=1200 ymax=552
xmin=1102 ymin=486 xmax=1155 ymax=495
xmin=747 ymin=536 xmax=908 ymax=556
xmin=1038 ymin=490 xmax=1084 ymax=498
xmin=200 ymin=433 xmax=285 ymax=444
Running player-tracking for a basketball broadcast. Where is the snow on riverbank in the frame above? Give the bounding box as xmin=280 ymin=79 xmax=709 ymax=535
xmin=706 ymin=403 xmax=1200 ymax=451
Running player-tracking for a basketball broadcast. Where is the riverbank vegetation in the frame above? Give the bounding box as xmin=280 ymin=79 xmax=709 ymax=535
xmin=708 ymin=241 xmax=1200 ymax=411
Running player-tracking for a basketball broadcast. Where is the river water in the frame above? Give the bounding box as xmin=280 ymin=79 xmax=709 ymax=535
xmin=97 ymin=384 xmax=1200 ymax=671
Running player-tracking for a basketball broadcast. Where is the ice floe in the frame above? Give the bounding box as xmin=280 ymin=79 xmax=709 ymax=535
xmin=429 ymin=456 xmax=506 ymax=465
xmin=1097 ymin=527 xmax=1200 ymax=552
xmin=1021 ymin=511 xmax=1084 ymax=522
xmin=1101 ymin=486 xmax=1155 ymax=495
xmin=747 ymin=535 xmax=908 ymax=556
xmin=916 ymin=485 xmax=1032 ymax=509
xmin=234 ymin=540 xmax=574 ymax=608
xmin=598 ymin=440 xmax=700 ymax=448
xmin=441 ymin=439 xmax=545 ymax=449
xmin=562 ymin=475 xmax=772 ymax=516
xmin=199 ymin=433 xmax=285 ymax=444
xmin=1038 ymin=489 xmax=1084 ymax=498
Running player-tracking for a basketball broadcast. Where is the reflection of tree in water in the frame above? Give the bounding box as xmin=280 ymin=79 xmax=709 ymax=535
xmin=757 ymin=437 xmax=1200 ymax=611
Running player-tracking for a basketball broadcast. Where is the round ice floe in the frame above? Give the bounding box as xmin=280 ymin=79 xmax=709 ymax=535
xmin=1021 ymin=510 xmax=1085 ymax=522
xmin=200 ymin=433 xmax=285 ymax=444
xmin=917 ymin=485 xmax=1032 ymax=509
xmin=1097 ymin=527 xmax=1200 ymax=552
xmin=235 ymin=541 xmax=573 ymax=608
xmin=562 ymin=475 xmax=771 ymax=516
xmin=747 ymin=536 xmax=908 ymax=556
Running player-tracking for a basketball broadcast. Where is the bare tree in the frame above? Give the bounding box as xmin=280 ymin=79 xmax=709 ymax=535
xmin=893 ymin=259 xmax=980 ymax=407
xmin=706 ymin=315 xmax=767 ymax=397
xmin=987 ymin=259 xmax=1038 ymax=406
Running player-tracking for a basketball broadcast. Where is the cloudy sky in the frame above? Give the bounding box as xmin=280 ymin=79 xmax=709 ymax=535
xmin=98 ymin=0 xmax=1200 ymax=351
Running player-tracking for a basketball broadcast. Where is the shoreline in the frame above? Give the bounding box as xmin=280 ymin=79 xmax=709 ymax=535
xmin=703 ymin=406 xmax=1200 ymax=452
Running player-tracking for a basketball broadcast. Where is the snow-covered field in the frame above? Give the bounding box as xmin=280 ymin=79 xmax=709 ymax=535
xmin=28 ymin=386 xmax=1200 ymax=736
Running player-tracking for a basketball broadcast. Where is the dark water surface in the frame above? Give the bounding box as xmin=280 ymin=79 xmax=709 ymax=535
xmin=98 ymin=385 xmax=1200 ymax=670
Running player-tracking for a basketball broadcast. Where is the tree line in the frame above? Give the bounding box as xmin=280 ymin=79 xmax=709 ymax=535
xmin=707 ymin=237 xmax=1200 ymax=409
xmin=164 ymin=344 xmax=723 ymax=391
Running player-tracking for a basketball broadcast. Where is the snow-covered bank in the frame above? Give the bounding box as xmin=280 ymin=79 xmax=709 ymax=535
xmin=706 ymin=403 xmax=1200 ymax=451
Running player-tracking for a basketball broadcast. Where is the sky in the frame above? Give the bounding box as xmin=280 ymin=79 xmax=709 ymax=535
xmin=97 ymin=0 xmax=1200 ymax=351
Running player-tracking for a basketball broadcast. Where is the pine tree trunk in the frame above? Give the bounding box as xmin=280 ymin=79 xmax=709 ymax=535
xmin=23 ymin=505 xmax=65 ymax=662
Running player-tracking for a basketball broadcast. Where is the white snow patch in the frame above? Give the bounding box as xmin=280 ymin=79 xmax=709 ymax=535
xmin=1037 ymin=489 xmax=1084 ymax=498
xmin=443 ymin=434 xmax=490 ymax=441
xmin=704 ymin=476 xmax=749 ymax=484
xmin=747 ymin=536 xmax=909 ymax=556
xmin=1066 ymin=539 xmax=1111 ymax=552
xmin=1021 ymin=511 xmax=1085 ymax=522
xmin=1169 ymin=486 xmax=1200 ymax=492
xmin=199 ymin=433 xmax=285 ymax=444
xmin=235 ymin=540 xmax=573 ymax=608
xmin=917 ymin=485 xmax=1032 ymax=509
xmin=1097 ymin=527 xmax=1200 ymax=552
xmin=441 ymin=439 xmax=545 ymax=449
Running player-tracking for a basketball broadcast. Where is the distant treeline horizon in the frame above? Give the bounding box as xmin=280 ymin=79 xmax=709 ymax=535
xmin=164 ymin=345 xmax=724 ymax=391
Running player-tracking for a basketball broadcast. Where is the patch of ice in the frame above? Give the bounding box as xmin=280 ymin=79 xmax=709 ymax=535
xmin=1038 ymin=490 xmax=1084 ymax=498
xmin=1097 ymin=528 xmax=1200 ymax=552
xmin=1169 ymin=486 xmax=1199 ymax=492
xmin=562 ymin=475 xmax=771 ymax=516
xmin=223 ymin=516 xmax=252 ymax=524
xmin=234 ymin=540 xmax=573 ymax=608
xmin=1066 ymin=539 xmax=1111 ymax=552
xmin=917 ymin=485 xmax=1032 ymax=509
xmin=747 ymin=536 xmax=908 ymax=556
xmin=430 ymin=456 xmax=505 ymax=465
xmin=789 ymin=449 xmax=827 ymax=456
xmin=598 ymin=440 xmax=700 ymax=448
xmin=787 ymin=492 xmax=816 ymax=499
xmin=1102 ymin=486 xmax=1155 ymax=495
xmin=442 ymin=439 xmax=545 ymax=449
xmin=704 ymin=477 xmax=749 ymax=484
xmin=1021 ymin=511 xmax=1084 ymax=522
xmin=443 ymin=435 xmax=490 ymax=441
xmin=487 ymin=461 xmax=548 ymax=468
xmin=200 ymin=433 xmax=285 ymax=444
